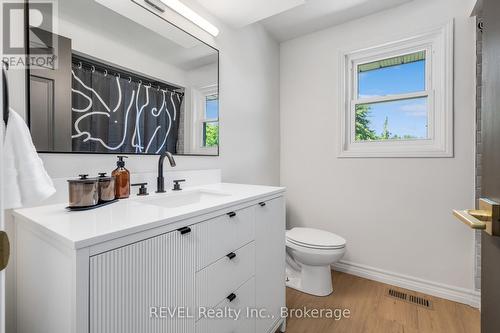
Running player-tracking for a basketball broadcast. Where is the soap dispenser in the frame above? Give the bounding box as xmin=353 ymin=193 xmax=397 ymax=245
xmin=112 ymin=156 xmax=130 ymax=199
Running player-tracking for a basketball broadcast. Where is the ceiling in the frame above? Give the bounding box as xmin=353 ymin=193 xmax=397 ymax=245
xmin=193 ymin=0 xmax=306 ymax=28
xmin=191 ymin=0 xmax=414 ymax=42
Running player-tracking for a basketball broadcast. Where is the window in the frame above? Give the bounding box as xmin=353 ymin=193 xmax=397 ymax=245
xmin=202 ymin=94 xmax=219 ymax=148
xmin=339 ymin=22 xmax=454 ymax=157
xmin=186 ymin=84 xmax=219 ymax=155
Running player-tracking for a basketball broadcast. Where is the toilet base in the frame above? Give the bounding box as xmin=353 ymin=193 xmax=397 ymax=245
xmin=286 ymin=264 xmax=333 ymax=297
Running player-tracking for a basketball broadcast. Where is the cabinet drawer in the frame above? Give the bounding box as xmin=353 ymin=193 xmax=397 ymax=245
xmin=195 ymin=277 xmax=256 ymax=333
xmin=196 ymin=206 xmax=255 ymax=270
xmin=196 ymin=242 xmax=255 ymax=314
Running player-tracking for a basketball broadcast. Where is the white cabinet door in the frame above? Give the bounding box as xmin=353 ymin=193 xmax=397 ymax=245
xmin=255 ymin=197 xmax=286 ymax=333
xmin=89 ymin=227 xmax=196 ymax=333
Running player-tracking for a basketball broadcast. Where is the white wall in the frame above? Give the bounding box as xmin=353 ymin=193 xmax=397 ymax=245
xmin=280 ymin=0 xmax=478 ymax=304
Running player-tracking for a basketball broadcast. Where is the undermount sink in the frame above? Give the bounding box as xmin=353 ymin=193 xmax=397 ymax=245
xmin=142 ymin=190 xmax=231 ymax=208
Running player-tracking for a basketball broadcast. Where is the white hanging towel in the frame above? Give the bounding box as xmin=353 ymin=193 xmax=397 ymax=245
xmin=3 ymin=109 xmax=56 ymax=209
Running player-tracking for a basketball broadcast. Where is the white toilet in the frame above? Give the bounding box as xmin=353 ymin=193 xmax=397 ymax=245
xmin=286 ymin=227 xmax=346 ymax=296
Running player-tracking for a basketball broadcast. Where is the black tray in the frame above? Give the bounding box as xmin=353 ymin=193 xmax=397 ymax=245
xmin=66 ymin=199 xmax=119 ymax=211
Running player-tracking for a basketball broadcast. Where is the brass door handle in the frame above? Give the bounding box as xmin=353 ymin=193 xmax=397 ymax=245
xmin=0 ymin=231 xmax=10 ymax=271
xmin=453 ymin=210 xmax=487 ymax=230
xmin=453 ymin=198 xmax=500 ymax=236
xmin=468 ymin=209 xmax=493 ymax=221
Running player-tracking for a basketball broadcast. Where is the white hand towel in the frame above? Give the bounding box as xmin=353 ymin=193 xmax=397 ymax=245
xmin=3 ymin=109 xmax=56 ymax=209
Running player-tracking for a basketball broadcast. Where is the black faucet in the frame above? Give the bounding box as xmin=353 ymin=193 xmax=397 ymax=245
xmin=157 ymin=151 xmax=176 ymax=193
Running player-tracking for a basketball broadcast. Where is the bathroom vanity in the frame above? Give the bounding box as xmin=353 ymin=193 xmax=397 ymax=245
xmin=13 ymin=183 xmax=286 ymax=333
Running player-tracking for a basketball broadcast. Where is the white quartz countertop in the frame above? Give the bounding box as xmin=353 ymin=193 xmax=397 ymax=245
xmin=13 ymin=183 xmax=285 ymax=250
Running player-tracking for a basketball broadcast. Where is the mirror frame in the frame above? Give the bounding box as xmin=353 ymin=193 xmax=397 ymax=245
xmin=24 ymin=0 xmax=220 ymax=157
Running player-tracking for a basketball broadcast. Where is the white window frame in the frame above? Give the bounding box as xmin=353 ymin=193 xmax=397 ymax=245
xmin=188 ymin=84 xmax=219 ymax=155
xmin=339 ymin=21 xmax=454 ymax=158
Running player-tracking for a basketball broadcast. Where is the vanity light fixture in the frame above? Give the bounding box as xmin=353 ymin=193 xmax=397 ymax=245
xmin=158 ymin=0 xmax=220 ymax=36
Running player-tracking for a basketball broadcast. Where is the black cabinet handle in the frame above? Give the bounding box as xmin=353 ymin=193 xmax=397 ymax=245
xmin=227 ymin=252 xmax=236 ymax=260
xmin=227 ymin=293 xmax=237 ymax=302
xmin=177 ymin=227 xmax=191 ymax=235
xmin=227 ymin=212 xmax=236 ymax=218
xmin=259 ymin=202 xmax=266 ymax=207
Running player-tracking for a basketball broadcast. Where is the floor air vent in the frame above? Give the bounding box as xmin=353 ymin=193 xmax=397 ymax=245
xmin=387 ymin=288 xmax=432 ymax=309
xmin=409 ymin=294 xmax=432 ymax=308
xmin=388 ymin=288 xmax=408 ymax=301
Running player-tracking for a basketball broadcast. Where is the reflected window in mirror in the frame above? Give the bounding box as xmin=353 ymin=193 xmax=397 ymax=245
xmin=186 ymin=84 xmax=218 ymax=155
xmin=203 ymin=94 xmax=219 ymax=148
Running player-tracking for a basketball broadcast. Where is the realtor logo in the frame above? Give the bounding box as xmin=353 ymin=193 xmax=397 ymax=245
xmin=2 ymin=0 xmax=58 ymax=69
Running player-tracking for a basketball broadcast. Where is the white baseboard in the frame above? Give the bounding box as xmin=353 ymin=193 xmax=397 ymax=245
xmin=333 ymin=260 xmax=480 ymax=309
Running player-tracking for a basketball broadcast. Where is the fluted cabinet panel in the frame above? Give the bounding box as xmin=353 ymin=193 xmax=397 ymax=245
xmin=89 ymin=228 xmax=196 ymax=333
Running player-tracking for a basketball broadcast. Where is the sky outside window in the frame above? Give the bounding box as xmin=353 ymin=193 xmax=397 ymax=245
xmin=355 ymin=52 xmax=428 ymax=141
xmin=205 ymin=95 xmax=219 ymax=119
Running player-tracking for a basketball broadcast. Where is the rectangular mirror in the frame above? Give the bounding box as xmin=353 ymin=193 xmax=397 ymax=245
xmin=27 ymin=0 xmax=219 ymax=156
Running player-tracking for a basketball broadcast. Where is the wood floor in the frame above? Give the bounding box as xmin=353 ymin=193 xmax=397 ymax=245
xmin=284 ymin=271 xmax=480 ymax=333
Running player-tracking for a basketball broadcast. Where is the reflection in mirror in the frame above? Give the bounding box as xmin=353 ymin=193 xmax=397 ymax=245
xmin=28 ymin=0 xmax=219 ymax=156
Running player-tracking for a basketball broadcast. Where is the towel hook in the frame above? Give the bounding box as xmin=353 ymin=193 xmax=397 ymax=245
xmin=91 ymin=65 xmax=95 ymax=73
xmin=157 ymin=85 xmax=160 ymax=91
xmin=104 ymin=69 xmax=108 ymax=76
xmin=78 ymin=62 xmax=82 ymax=69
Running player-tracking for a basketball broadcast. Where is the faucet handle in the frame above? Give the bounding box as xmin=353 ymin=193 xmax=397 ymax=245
xmin=131 ymin=183 xmax=149 ymax=196
xmin=172 ymin=179 xmax=186 ymax=191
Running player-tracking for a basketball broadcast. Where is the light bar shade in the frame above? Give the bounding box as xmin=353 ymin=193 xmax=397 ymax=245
xmin=159 ymin=0 xmax=219 ymax=36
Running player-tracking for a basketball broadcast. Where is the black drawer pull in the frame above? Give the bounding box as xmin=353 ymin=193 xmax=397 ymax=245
xmin=227 ymin=293 xmax=237 ymax=302
xmin=227 ymin=252 xmax=236 ymax=260
xmin=177 ymin=227 xmax=191 ymax=235
xmin=259 ymin=202 xmax=266 ymax=207
xmin=227 ymin=212 xmax=236 ymax=218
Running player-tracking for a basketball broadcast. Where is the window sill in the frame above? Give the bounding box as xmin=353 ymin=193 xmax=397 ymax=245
xmin=338 ymin=139 xmax=454 ymax=158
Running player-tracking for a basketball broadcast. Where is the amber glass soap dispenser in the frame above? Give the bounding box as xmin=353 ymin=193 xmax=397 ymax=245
xmin=112 ymin=156 xmax=130 ymax=199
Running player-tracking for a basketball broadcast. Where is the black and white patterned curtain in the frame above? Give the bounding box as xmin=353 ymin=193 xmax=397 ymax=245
xmin=71 ymin=64 xmax=183 ymax=154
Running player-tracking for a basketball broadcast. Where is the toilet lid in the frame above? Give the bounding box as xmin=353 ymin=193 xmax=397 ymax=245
xmin=286 ymin=228 xmax=346 ymax=249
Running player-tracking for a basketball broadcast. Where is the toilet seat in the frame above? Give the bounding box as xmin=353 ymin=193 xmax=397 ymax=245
xmin=286 ymin=227 xmax=346 ymax=250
